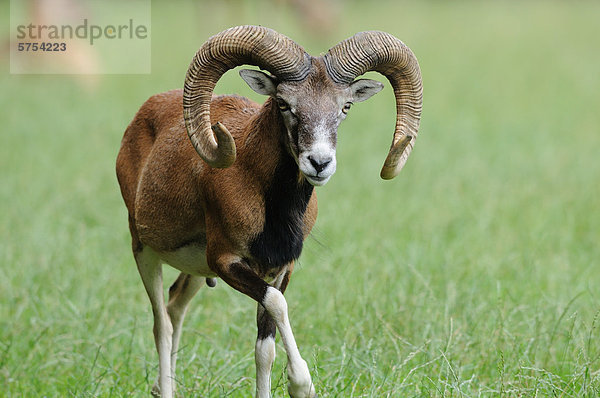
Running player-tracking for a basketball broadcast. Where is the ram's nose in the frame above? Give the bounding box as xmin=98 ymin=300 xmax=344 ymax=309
xmin=299 ymin=149 xmax=336 ymax=186
xmin=308 ymin=155 xmax=332 ymax=174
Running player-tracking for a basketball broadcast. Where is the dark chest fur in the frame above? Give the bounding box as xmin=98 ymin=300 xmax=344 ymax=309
xmin=249 ymin=156 xmax=314 ymax=270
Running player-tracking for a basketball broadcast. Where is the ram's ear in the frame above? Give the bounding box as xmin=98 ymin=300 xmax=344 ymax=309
xmin=350 ymin=79 xmax=384 ymax=102
xmin=240 ymin=69 xmax=278 ymax=96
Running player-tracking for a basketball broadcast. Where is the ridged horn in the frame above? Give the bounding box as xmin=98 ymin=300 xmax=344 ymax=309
xmin=324 ymin=31 xmax=423 ymax=179
xmin=183 ymin=25 xmax=311 ymax=168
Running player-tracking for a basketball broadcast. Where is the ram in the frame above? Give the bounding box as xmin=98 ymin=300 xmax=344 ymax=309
xmin=116 ymin=25 xmax=422 ymax=398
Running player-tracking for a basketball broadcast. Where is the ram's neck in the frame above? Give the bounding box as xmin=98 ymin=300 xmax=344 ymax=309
xmin=250 ymin=150 xmax=313 ymax=269
xmin=238 ymin=97 xmax=314 ymax=270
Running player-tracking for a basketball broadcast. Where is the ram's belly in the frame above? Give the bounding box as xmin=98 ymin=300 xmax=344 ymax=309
xmin=157 ymin=242 xmax=216 ymax=277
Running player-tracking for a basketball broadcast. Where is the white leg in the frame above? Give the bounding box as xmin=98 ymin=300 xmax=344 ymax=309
xmin=262 ymin=287 xmax=315 ymax=398
xmin=212 ymin=260 xmax=315 ymax=398
xmin=255 ymin=334 xmax=276 ymax=398
xmin=135 ymin=248 xmax=173 ymax=398
xmin=166 ymin=273 xmax=203 ymax=383
xmin=256 ymin=303 xmax=276 ymax=398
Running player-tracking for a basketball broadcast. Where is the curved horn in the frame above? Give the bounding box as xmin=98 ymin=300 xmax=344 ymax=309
xmin=183 ymin=25 xmax=311 ymax=168
xmin=324 ymin=31 xmax=423 ymax=179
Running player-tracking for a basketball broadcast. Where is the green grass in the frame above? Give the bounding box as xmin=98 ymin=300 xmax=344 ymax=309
xmin=2 ymin=1 xmax=600 ymax=396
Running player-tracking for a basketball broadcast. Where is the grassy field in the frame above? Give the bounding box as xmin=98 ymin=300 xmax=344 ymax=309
xmin=2 ymin=1 xmax=600 ymax=396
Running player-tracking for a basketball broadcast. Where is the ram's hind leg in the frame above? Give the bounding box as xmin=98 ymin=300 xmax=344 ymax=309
xmin=165 ymin=273 xmax=203 ymax=386
xmin=134 ymin=247 xmax=174 ymax=398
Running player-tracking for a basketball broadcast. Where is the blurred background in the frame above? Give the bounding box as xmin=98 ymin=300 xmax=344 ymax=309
xmin=1 ymin=0 xmax=600 ymax=396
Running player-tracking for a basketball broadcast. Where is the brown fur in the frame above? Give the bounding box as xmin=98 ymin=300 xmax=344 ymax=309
xmin=116 ymin=89 xmax=317 ymax=276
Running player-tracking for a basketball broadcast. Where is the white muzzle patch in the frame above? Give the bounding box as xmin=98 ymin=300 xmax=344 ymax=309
xmin=299 ymin=141 xmax=337 ymax=186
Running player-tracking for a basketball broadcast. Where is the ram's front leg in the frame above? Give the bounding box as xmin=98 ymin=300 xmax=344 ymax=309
xmin=262 ymin=285 xmax=315 ymax=398
xmin=213 ymin=258 xmax=315 ymax=398
xmin=256 ymin=303 xmax=276 ymax=398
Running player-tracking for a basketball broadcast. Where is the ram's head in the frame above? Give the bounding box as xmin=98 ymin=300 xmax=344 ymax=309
xmin=183 ymin=25 xmax=422 ymax=184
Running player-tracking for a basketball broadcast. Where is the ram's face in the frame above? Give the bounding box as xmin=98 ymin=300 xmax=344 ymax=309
xmin=274 ymin=78 xmax=349 ymax=186
xmin=241 ymin=61 xmax=383 ymax=186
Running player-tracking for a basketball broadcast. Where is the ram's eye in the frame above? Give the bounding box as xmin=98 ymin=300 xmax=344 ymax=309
xmin=342 ymin=102 xmax=352 ymax=114
xmin=277 ymin=99 xmax=290 ymax=112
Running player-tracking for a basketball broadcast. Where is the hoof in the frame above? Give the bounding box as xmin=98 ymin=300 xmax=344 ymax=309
xmin=151 ymin=384 xmax=161 ymax=397
xmin=287 ymin=358 xmax=315 ymax=398
xmin=288 ymin=387 xmax=316 ymax=398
